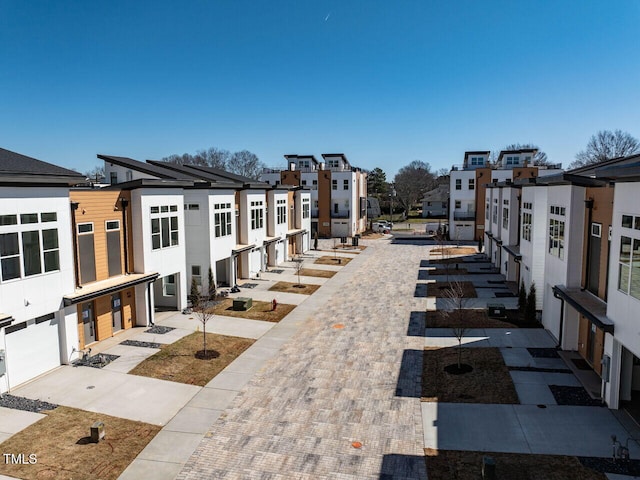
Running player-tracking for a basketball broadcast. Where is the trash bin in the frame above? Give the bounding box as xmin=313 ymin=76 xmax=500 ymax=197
xmin=352 ymin=237 xmax=357 ymax=246
xmin=354 ymin=234 xmax=360 ymax=246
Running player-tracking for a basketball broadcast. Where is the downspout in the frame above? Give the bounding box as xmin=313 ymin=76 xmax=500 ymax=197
xmin=582 ymin=198 xmax=594 ymax=291
xmin=70 ymin=202 xmax=81 ymax=289
xmin=147 ymin=281 xmax=154 ymax=326
xmin=553 ymin=288 xmax=565 ymax=348
xmin=120 ymin=198 xmax=130 ymax=274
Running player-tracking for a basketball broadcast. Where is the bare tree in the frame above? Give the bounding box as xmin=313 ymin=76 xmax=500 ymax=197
xmin=192 ymin=295 xmax=214 ymax=358
xmin=440 ymin=280 xmax=469 ymax=369
xmin=84 ymin=165 xmax=105 ymax=182
xmin=227 ymin=150 xmax=265 ymax=179
xmin=489 ymin=144 xmax=549 ymax=166
xmin=571 ymin=130 xmax=640 ymax=169
xmin=194 ymin=147 xmax=231 ymax=169
xmin=293 ymin=256 xmax=304 ymax=287
xmin=393 ymin=160 xmax=435 ymax=214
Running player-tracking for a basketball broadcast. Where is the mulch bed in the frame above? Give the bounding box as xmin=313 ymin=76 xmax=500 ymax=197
xmin=548 ymin=385 xmax=603 ymax=406
xmin=422 ymin=347 xmax=519 ymax=403
xmin=425 ymin=450 xmax=606 ymax=480
xmin=145 ymin=325 xmax=175 ymax=334
xmin=0 ymin=394 xmax=58 ymax=413
xmin=268 ymin=281 xmax=321 ymax=295
xmin=428 ymin=267 xmax=469 ymax=275
xmin=426 ymin=310 xmax=517 ymax=329
xmin=314 ymin=256 xmax=353 ymax=266
xmin=429 ymin=281 xmax=477 ymax=298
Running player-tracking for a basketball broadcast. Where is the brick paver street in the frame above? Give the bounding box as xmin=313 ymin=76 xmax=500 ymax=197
xmin=177 ymin=239 xmax=428 ymax=479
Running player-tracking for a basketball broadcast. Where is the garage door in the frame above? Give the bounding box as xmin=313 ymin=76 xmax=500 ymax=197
xmin=453 ymin=223 xmax=474 ymax=241
xmin=332 ymin=221 xmax=349 ymax=238
xmin=249 ymin=249 xmax=263 ymax=276
xmin=5 ymin=315 xmax=60 ymax=389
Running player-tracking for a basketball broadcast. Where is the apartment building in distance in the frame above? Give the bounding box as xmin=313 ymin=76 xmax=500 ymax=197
xmin=261 ymin=153 xmax=367 ymax=238
xmin=450 ymin=149 xmax=562 ymax=241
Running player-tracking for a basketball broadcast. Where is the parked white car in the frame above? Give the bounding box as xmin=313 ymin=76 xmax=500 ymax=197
xmin=372 ymin=221 xmax=393 ymax=233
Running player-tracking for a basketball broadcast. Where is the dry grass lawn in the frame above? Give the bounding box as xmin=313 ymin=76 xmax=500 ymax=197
xmin=299 ymin=268 xmax=336 ymax=278
xmin=429 ymin=281 xmax=477 ymax=298
xmin=207 ymin=298 xmax=295 ymax=322
xmin=268 ymin=281 xmax=321 ymax=295
xmin=314 ymin=256 xmax=352 ymax=266
xmin=430 ymin=246 xmax=477 ymax=256
xmin=422 ymin=347 xmax=519 ymax=403
xmin=360 ymin=231 xmax=384 ymax=239
xmin=424 ymin=450 xmax=605 ymax=480
xmin=426 ymin=310 xmax=518 ymax=329
xmin=0 ymin=406 xmax=160 ymax=480
xmin=129 ymin=332 xmax=254 ymax=386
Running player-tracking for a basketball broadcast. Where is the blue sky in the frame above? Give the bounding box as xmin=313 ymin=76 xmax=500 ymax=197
xmin=1 ymin=1 xmax=639 ymax=178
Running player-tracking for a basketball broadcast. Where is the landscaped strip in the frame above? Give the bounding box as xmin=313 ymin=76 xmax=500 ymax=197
xmin=428 ymin=281 xmax=477 ymax=298
xmin=268 ymin=281 xmax=321 ymax=295
xmin=207 ymin=298 xmax=296 ymax=322
xmin=128 ymin=332 xmax=254 ymax=386
xmin=422 ymin=347 xmax=519 ymax=403
xmin=314 ymin=256 xmax=352 ymax=266
xmin=426 ymin=310 xmax=518 ymax=329
xmin=424 ymin=450 xmax=606 ymax=480
xmin=0 ymin=406 xmax=161 ymax=480
xmin=298 ymin=268 xmax=336 ymax=278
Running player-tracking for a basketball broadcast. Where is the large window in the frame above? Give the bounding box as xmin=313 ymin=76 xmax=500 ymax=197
xmin=455 ymin=179 xmax=462 ymax=190
xmin=0 ymin=211 xmax=60 ymax=282
xmin=251 ymin=201 xmax=264 ymax=229
xmin=302 ymin=198 xmax=310 ymax=219
xmin=522 ymin=212 xmax=532 ymax=242
xmin=343 ymin=179 xmax=349 ymax=190
xmin=150 ymin=205 xmax=179 ymax=250
xmin=548 ymin=218 xmax=565 ymax=259
xmin=618 ymin=214 xmax=640 ymax=300
xmin=276 ymin=199 xmax=287 ymax=224
xmin=469 ymin=179 xmax=475 ymax=190
xmin=332 ymin=179 xmax=337 ymax=190
xmin=214 ymin=202 xmax=232 ymax=237
xmin=502 ymin=207 xmax=509 ymax=229
xmin=471 ymin=157 xmax=484 ymax=166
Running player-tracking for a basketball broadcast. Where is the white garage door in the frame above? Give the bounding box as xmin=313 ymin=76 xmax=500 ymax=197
xmin=249 ymin=249 xmax=263 ymax=276
xmin=5 ymin=315 xmax=61 ymax=389
xmin=453 ymin=223 xmax=474 ymax=241
xmin=332 ymin=221 xmax=349 ymax=238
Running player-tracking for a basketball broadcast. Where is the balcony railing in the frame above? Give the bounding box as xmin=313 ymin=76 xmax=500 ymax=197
xmin=331 ymin=210 xmax=350 ymax=219
xmin=454 ymin=211 xmax=476 ymax=221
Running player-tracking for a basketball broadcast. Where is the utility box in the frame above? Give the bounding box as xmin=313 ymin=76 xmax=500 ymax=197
xmin=233 ymin=297 xmax=252 ymax=311
xmin=487 ymin=303 xmax=506 ymax=318
xmin=90 ymin=421 xmax=105 ymax=443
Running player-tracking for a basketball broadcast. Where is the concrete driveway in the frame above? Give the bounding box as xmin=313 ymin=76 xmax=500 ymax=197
xmin=11 ymin=365 xmax=199 ymax=426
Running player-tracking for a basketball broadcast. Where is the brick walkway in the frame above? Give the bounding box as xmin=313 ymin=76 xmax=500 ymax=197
xmin=177 ymin=240 xmax=428 ymax=479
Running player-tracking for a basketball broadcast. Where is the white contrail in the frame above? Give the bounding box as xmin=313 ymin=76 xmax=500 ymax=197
xmin=324 ymin=11 xmax=331 ymax=21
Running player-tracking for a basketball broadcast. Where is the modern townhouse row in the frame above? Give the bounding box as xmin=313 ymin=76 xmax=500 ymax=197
xmin=449 ymin=149 xmax=563 ymax=241
xmin=260 ymin=153 xmax=368 ymax=238
xmin=0 ymin=148 xmax=311 ymax=394
xmin=480 ymin=152 xmax=640 ymax=415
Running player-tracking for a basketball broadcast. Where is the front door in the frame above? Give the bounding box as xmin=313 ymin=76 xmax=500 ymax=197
xmin=112 ymin=293 xmax=122 ymax=332
xmin=82 ymin=302 xmax=95 ymax=345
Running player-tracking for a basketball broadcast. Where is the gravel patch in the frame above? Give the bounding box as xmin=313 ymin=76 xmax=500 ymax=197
xmin=579 ymin=456 xmax=640 ymax=476
xmin=145 ymin=325 xmax=175 ymax=334
xmin=549 ymin=385 xmax=603 ymax=406
xmin=73 ymin=353 xmax=120 ymax=369
xmin=527 ymin=347 xmax=560 ymax=358
xmin=120 ymin=339 xmax=162 ymax=349
xmin=0 ymin=394 xmax=58 ymax=413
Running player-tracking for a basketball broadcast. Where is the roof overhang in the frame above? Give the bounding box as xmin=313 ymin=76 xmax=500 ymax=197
xmin=63 ymin=272 xmax=159 ymax=306
xmin=263 ymin=236 xmax=281 ymax=245
xmin=286 ymin=228 xmax=307 ymax=238
xmin=502 ymin=244 xmax=522 ymax=260
xmin=552 ymin=285 xmax=614 ymax=334
xmin=232 ymin=243 xmax=256 ymax=254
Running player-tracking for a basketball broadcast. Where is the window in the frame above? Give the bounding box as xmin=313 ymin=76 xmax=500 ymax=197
xmin=618 ymin=236 xmax=640 ymax=299
xmin=213 ymin=203 xmax=232 ymax=237
xmin=623 ymin=215 xmax=633 ymax=228
xmin=0 ymin=233 xmax=20 ymax=281
xmin=327 ymin=159 xmax=340 ymax=168
xmin=548 ymin=218 xmax=565 ymax=259
xmin=191 ymin=265 xmax=201 ymax=287
xmin=592 ymin=223 xmax=602 ymax=238
xmin=332 ymin=179 xmax=337 ymax=190
xmin=485 ymin=202 xmax=490 ymax=220
xmin=334 ymin=203 xmax=339 ymax=214
xmin=0 ymin=212 xmax=61 ymax=282
xmin=455 ymin=200 xmax=461 ymax=209
xmin=251 ymin=200 xmax=264 ymax=229
xmin=302 ymin=198 xmax=310 ymax=219
xmin=110 ymin=172 xmax=118 ymax=184
xmin=502 ymin=207 xmax=509 ymax=229
xmin=276 ymin=199 xmax=287 ymax=224
xmin=471 ymin=157 xmax=484 ymax=166
xmin=185 ymin=204 xmax=199 ymax=210
xmin=106 ymin=220 xmax=121 ymax=277
xmin=78 ymin=223 xmax=96 ymax=283
xmin=522 ymin=212 xmax=532 ymax=241
xmin=106 ymin=220 xmax=120 ymax=231
xmin=506 ymin=156 xmax=520 ymax=165
xmin=455 ymin=179 xmax=462 ymax=190
xmin=312 ymin=180 xmax=318 ymax=186
xmin=343 ymin=179 xmax=349 ymax=190
xmin=492 ymin=205 xmax=498 ymax=225
xmin=469 ymin=179 xmax=475 ymax=190
xmin=78 ymin=223 xmax=93 ymax=234
xmin=301 ymin=180 xmax=307 ymax=186
xmin=150 ymin=205 xmax=179 ymax=250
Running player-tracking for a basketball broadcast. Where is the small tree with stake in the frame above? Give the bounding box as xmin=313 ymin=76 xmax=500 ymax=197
xmin=293 ymin=256 xmax=304 ymax=287
xmin=192 ymin=295 xmax=215 ymax=359
xmin=441 ymin=280 xmax=471 ymax=372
